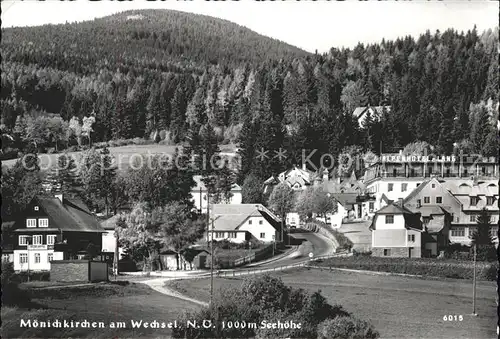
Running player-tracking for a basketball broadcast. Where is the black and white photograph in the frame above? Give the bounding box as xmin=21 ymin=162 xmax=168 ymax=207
xmin=1 ymin=0 xmax=498 ymax=338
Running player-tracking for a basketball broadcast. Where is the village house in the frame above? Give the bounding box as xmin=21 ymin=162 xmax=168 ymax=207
xmin=263 ymin=165 xmax=315 ymax=193
xmin=6 ymin=193 xmax=106 ymax=272
xmin=362 ymin=152 xmax=498 ymax=214
xmin=369 ymin=199 xmax=424 ymax=258
xmin=208 ymin=204 xmax=282 ymax=244
xmin=402 ymin=178 xmax=453 ymax=256
xmin=191 ymin=175 xmax=242 ymax=214
xmin=440 ymin=178 xmax=499 ymax=244
xmin=352 ymin=105 xmax=391 ymax=128
xmin=286 ymin=169 xmax=375 ymax=228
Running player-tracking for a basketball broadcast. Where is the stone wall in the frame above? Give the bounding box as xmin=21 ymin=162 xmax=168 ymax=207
xmin=372 ymin=247 xmax=421 ymax=258
xmin=50 ymin=260 xmax=89 ymax=282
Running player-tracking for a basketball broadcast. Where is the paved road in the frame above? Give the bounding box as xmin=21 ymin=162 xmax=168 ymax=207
xmin=256 ymin=231 xmax=335 ymax=268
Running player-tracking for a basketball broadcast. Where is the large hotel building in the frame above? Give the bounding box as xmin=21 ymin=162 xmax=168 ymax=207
xmin=363 ymin=152 xmax=498 ymax=248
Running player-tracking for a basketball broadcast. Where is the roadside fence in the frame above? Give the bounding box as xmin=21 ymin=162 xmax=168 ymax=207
xmin=214 ymin=252 xmax=350 ymax=278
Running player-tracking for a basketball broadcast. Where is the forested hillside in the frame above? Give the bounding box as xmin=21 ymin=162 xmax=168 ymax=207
xmin=1 ymin=9 xmax=498 ymax=181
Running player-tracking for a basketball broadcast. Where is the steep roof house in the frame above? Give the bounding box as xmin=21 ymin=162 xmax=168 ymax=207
xmin=208 ymin=204 xmax=282 ymax=244
xmin=369 ymin=199 xmax=424 ymax=258
xmin=8 ymin=194 xmax=106 ymax=271
xmin=263 ymin=165 xmax=315 ymax=193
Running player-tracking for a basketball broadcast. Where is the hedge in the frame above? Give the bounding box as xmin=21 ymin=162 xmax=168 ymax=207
xmin=314 ymin=256 xmax=498 ymax=281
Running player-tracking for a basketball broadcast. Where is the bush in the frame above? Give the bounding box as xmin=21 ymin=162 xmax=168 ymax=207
xmin=315 ymin=256 xmax=498 ymax=281
xmin=1 ymin=261 xmax=32 ymax=307
xmin=317 ymin=316 xmax=379 ymax=339
xmin=172 ymin=275 xmax=356 ymax=339
xmin=444 ymin=244 xmax=497 ymax=262
xmin=353 ymin=249 xmax=372 ymax=257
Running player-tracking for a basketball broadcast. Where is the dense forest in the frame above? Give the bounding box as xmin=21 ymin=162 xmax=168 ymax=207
xmin=1 ymin=10 xmax=498 ymax=182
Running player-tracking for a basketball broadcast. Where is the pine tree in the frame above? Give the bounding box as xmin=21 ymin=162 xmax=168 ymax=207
xmin=471 ymin=208 xmax=493 ymax=246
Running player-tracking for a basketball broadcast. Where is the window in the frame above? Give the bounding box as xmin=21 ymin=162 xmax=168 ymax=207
xmin=385 ymin=215 xmax=394 ymax=224
xmin=490 ymin=227 xmax=498 ymax=238
xmin=424 ymin=197 xmax=430 ymax=204
xmin=436 ymin=197 xmax=442 ymax=204
xmin=215 ymin=232 xmax=224 ymax=239
xmin=19 ymin=236 xmax=29 ymax=246
xmin=32 ymin=235 xmax=42 ymax=245
xmin=48 ymin=253 xmax=54 ymax=262
xmin=487 ymin=197 xmax=495 ymax=206
xmin=470 ymin=197 xmax=479 ymax=206
xmin=19 ymin=253 xmax=28 ymax=264
xmin=408 ymin=234 xmax=415 ymax=242
xmin=227 ymin=232 xmax=237 ymax=238
xmin=39 ymin=218 xmax=49 ymax=228
xmin=383 ymin=249 xmax=391 ymax=256
xmin=417 ymin=199 xmax=421 ymax=207
xmin=469 ymin=214 xmax=476 ymax=223
xmin=369 ymin=202 xmax=374 ymax=212
xmin=431 ymin=184 xmax=436 ymax=188
xmin=451 ymin=227 xmax=465 ymax=237
xmin=47 ymin=235 xmax=56 ymax=245
xmin=248 ymin=220 xmax=252 ymax=225
xmin=401 ymin=183 xmax=408 ymax=192
xmin=34 ymin=253 xmax=41 ymax=264
xmin=26 ymin=219 xmax=36 ymax=228
xmin=259 ymin=220 xmax=263 ymax=225
xmin=260 ymin=233 xmax=265 ymax=239
xmin=388 ymin=183 xmax=394 ymax=192
xmin=422 ymin=217 xmax=430 ymax=225
xmin=34 ymin=206 xmax=39 ymax=211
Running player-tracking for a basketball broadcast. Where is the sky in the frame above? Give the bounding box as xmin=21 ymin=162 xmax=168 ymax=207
xmin=1 ymin=0 xmax=498 ymax=53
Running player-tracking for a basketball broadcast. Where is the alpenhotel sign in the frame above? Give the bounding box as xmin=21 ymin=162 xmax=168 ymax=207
xmin=381 ymin=155 xmax=457 ymax=163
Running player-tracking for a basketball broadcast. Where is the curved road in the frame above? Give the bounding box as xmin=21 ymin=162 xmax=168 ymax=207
xmin=256 ymin=231 xmax=335 ymax=268
xmin=140 ymin=231 xmax=335 ymax=305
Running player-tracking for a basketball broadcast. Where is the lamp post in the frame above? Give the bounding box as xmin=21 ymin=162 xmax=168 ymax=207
xmin=472 ymin=243 xmax=477 ymax=316
xmin=209 ymin=215 xmax=220 ymax=313
xmin=26 ymin=235 xmax=32 ymax=282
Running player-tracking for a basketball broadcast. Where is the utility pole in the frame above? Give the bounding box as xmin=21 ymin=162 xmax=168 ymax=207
xmin=472 ymin=243 xmax=477 ymax=316
xmin=27 ymin=236 xmax=31 ymax=282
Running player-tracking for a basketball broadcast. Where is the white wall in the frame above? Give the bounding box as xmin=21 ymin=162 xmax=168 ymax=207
xmin=286 ymin=212 xmax=300 ymax=227
xmin=211 ymin=231 xmax=247 ymax=244
xmin=374 ymin=214 xmax=406 ymax=230
xmin=190 ymin=191 xmax=242 ymax=213
xmin=239 ymin=216 xmax=277 ymax=243
xmin=13 ymin=250 xmax=63 ymax=271
xmin=367 ymin=180 xmax=423 ymax=211
xmin=101 ymin=230 xmax=124 ymax=259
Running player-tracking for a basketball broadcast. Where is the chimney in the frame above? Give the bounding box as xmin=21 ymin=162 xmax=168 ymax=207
xmin=55 ymin=193 xmax=63 ymax=203
xmin=302 ymin=163 xmax=306 ymax=171
xmin=399 ymin=150 xmax=403 ymax=155
xmin=337 ymin=177 xmax=341 ymax=184
xmin=397 ymin=198 xmax=403 ymax=207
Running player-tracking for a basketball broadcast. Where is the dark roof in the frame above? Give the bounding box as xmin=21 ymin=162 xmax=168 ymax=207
xmin=376 ymin=203 xmax=414 ymax=215
xmin=403 ymin=179 xmax=433 ymax=204
xmin=16 ymin=196 xmax=105 ymax=233
xmin=331 ymin=193 xmax=358 ymax=208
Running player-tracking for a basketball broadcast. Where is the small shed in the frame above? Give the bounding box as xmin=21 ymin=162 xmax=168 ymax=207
xmin=159 ymin=249 xmax=209 ymax=271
